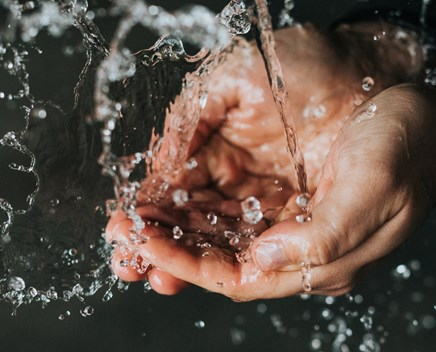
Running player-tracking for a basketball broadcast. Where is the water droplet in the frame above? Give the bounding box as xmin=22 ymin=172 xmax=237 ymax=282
xmin=362 ymin=77 xmax=375 ymax=91
xmin=8 ymin=277 xmax=25 ymax=291
xmin=31 ymin=107 xmax=47 ymax=119
xmin=218 ymin=0 xmax=251 ymax=35
xmin=360 ymin=314 xmax=373 ymax=330
xmin=80 ymin=305 xmax=95 ymax=317
xmin=367 ymin=102 xmax=377 ymax=114
xmin=295 ymin=193 xmax=311 ymax=209
xmin=199 ymin=94 xmax=208 ymax=109
xmin=172 ymin=226 xmax=184 ymax=240
xmin=325 ymin=296 xmax=335 ymax=305
xmin=392 ymin=264 xmax=411 ymax=280
xmin=229 ymin=236 xmax=240 ymax=246
xmin=362 ymin=76 xmax=375 ymax=92
xmin=102 ymin=290 xmax=113 ymax=302
xmin=194 ymin=320 xmax=205 ymax=329
xmin=241 ymin=196 xmax=263 ymax=224
xmin=295 ymin=213 xmax=312 ymax=223
xmin=143 ymin=281 xmax=152 ymax=292
xmin=207 ymin=212 xmax=217 ymax=225
xmin=172 ymin=189 xmax=189 ymax=207
xmin=257 ymin=303 xmax=267 ymax=314
xmin=230 ymin=327 xmax=246 ymax=345
xmin=185 ymin=157 xmax=198 ymax=170
xmin=321 ymin=308 xmax=334 ymax=320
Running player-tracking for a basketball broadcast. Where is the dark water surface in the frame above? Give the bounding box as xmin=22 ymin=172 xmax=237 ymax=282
xmin=1 ymin=0 xmax=435 ymax=351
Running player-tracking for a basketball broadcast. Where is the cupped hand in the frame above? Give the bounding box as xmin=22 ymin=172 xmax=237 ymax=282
xmin=105 ymin=22 xmax=435 ymax=300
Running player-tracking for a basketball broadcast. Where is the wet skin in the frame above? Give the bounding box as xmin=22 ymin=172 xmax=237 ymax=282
xmin=106 ymin=21 xmax=436 ymax=300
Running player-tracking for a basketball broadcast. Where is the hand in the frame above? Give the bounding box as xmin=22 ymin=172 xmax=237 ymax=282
xmin=106 ymin=22 xmax=435 ymax=300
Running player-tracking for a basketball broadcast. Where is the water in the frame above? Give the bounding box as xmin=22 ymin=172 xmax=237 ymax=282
xmin=1 ymin=0 xmax=435 ymax=350
xmin=252 ymin=0 xmax=309 ymax=199
xmin=0 ymin=0 xmax=250 ymax=311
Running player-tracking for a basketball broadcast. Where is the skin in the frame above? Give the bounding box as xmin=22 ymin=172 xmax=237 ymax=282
xmin=105 ymin=21 xmax=436 ymax=301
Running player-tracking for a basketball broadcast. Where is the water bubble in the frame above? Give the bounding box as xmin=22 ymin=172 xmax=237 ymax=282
xmin=296 ymin=213 xmax=312 ymax=223
xmin=218 ymin=0 xmax=251 ymax=35
xmin=229 ymin=236 xmax=240 ymax=246
xmin=321 ymin=308 xmax=334 ymax=320
xmin=422 ymin=315 xmax=436 ymax=330
xmin=28 ymin=287 xmax=38 ymax=297
xmin=424 ymin=68 xmax=436 ymax=86
xmin=172 ymin=189 xmax=189 ymax=207
xmin=409 ymin=259 xmax=421 ymax=271
xmin=278 ymin=0 xmax=295 ymax=28
xmin=257 ymin=303 xmax=267 ymax=314
xmin=143 ymin=281 xmax=152 ymax=293
xmin=58 ymin=314 xmax=65 ymax=320
xmin=270 ymin=314 xmax=286 ymax=334
xmin=367 ymin=103 xmax=377 ymax=114
xmin=241 ymin=196 xmax=263 ymax=224
xmin=325 ymin=296 xmax=335 ymax=305
xmin=31 ymin=108 xmax=47 ymax=119
xmin=361 ymin=76 xmax=375 ymax=91
xmin=185 ymin=157 xmax=198 ymax=170
xmin=310 ymin=337 xmax=322 ymax=350
xmin=360 ymin=314 xmax=373 ymax=330
xmin=194 ymin=320 xmax=205 ymax=329
xmin=354 ymin=294 xmax=364 ymax=304
xmin=8 ymin=277 xmax=25 ymax=292
xmin=102 ymin=290 xmax=113 ymax=302
xmin=199 ymin=94 xmax=208 ymax=109
xmin=392 ymin=264 xmax=411 ymax=280
xmin=172 ymin=226 xmax=184 ymax=240
xmin=230 ymin=327 xmax=246 ymax=345
xmin=80 ymin=305 xmax=95 ymax=317
xmin=207 ymin=212 xmax=218 ymax=225
xmin=296 ymin=193 xmax=310 ymax=209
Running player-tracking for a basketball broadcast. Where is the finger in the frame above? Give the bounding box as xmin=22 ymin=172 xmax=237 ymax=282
xmin=136 ymin=234 xmax=304 ymax=300
xmin=111 ymin=247 xmax=149 ymax=282
xmin=297 ymin=202 xmax=421 ymax=295
xmin=107 ymin=213 xmax=188 ymax=292
xmin=148 ymin=267 xmax=189 ymax=295
xmin=105 ymin=209 xmax=128 ymax=242
xmin=250 ymin=161 xmax=403 ymax=271
xmin=136 ymin=204 xmax=268 ymax=237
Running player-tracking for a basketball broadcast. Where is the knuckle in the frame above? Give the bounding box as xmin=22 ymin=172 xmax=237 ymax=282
xmin=311 ymin=222 xmax=341 ymax=265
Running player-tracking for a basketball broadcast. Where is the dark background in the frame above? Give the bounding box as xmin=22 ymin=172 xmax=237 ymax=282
xmin=1 ymin=1 xmax=436 ymax=351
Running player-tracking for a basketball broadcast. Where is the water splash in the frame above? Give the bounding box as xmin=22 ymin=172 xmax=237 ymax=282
xmin=278 ymin=0 xmax=296 ymax=28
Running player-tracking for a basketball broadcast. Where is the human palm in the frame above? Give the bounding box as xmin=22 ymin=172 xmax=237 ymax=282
xmin=106 ymin=22 xmax=435 ymax=300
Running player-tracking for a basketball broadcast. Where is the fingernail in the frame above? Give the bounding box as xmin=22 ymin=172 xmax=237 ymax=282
xmin=254 ymin=241 xmax=288 ymax=270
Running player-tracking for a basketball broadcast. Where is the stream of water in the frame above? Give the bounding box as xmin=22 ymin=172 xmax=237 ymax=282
xmin=0 ymin=0 xmax=435 ymax=350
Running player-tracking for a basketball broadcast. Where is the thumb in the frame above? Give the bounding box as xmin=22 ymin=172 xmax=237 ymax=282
xmin=250 ymin=164 xmax=397 ymax=272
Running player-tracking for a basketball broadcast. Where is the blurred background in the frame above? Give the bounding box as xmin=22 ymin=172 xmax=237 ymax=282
xmin=0 ymin=0 xmax=435 ymax=351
